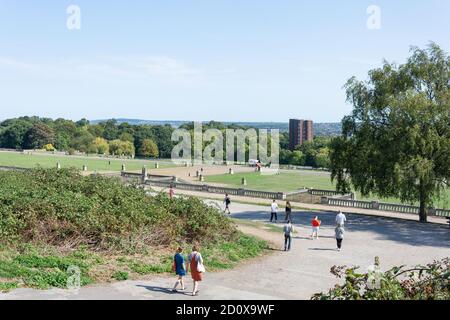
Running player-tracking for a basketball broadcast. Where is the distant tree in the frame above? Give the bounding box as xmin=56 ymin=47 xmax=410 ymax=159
xmin=44 ymin=144 xmax=55 ymax=152
xmin=90 ymin=137 xmax=110 ymax=155
xmin=291 ymin=150 xmax=306 ymax=166
xmin=54 ymin=133 xmax=70 ymax=151
xmin=330 ymin=43 xmax=450 ymax=223
xmin=70 ymin=128 xmax=94 ymax=153
xmin=0 ymin=120 xmax=32 ymax=149
xmin=76 ymin=118 xmax=90 ymax=127
xmin=102 ymin=119 xmax=119 ymax=141
xmin=315 ymin=148 xmax=330 ymax=169
xmin=24 ymin=123 xmax=55 ymax=149
xmin=109 ymin=139 xmax=135 ymax=157
xmin=139 ymin=139 xmax=159 ymax=158
xmin=119 ymin=132 xmax=135 ymax=143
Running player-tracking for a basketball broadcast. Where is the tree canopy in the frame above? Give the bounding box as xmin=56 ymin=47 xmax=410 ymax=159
xmin=330 ymin=43 xmax=450 ymax=222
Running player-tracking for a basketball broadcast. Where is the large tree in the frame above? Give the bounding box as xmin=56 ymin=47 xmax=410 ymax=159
xmin=24 ymin=123 xmax=55 ymax=149
xmin=138 ymin=139 xmax=159 ymax=158
xmin=330 ymin=43 xmax=450 ymax=223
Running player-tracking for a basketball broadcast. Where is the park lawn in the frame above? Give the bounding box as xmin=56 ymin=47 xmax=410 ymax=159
xmin=0 ymin=151 xmax=174 ymax=172
xmin=206 ymin=171 xmax=450 ymax=209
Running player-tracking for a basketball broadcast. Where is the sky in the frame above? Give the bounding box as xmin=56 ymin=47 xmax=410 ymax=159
xmin=0 ymin=1 xmax=449 ymax=123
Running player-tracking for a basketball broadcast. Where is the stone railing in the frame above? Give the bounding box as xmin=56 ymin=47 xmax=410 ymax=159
xmin=434 ymin=208 xmax=450 ymax=217
xmin=145 ymin=179 xmax=285 ymax=200
xmin=310 ymin=189 xmax=355 ymax=199
xmin=323 ymin=197 xmax=449 ymax=217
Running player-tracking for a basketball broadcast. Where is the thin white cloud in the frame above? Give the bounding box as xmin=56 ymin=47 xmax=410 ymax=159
xmin=0 ymin=57 xmax=37 ymax=71
xmin=0 ymin=55 xmax=205 ymax=80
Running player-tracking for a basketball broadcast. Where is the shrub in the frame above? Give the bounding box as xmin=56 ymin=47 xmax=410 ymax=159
xmin=0 ymin=168 xmax=237 ymax=252
xmin=312 ymin=257 xmax=449 ymax=300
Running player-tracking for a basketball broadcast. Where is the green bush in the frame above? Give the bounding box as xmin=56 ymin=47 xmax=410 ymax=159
xmin=312 ymin=257 xmax=449 ymax=300
xmin=0 ymin=168 xmax=237 ymax=251
xmin=112 ymin=271 xmax=129 ymax=281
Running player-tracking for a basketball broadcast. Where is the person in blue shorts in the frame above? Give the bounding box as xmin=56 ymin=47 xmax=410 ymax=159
xmin=172 ymin=247 xmax=186 ymax=292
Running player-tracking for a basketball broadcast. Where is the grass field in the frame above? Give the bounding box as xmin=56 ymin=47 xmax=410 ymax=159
xmin=206 ymin=171 xmax=450 ymax=208
xmin=0 ymin=151 xmax=174 ymax=172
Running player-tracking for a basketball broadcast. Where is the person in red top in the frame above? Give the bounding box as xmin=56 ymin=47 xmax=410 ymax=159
xmin=169 ymin=186 xmax=175 ymax=199
xmin=311 ymin=216 xmax=321 ymax=239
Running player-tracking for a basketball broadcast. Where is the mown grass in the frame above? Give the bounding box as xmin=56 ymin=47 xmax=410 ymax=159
xmin=206 ymin=171 xmax=450 ymax=208
xmin=0 ymin=151 xmax=174 ymax=172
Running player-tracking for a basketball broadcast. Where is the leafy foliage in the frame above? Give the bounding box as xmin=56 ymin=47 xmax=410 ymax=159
xmin=330 ymin=43 xmax=450 ymax=222
xmin=313 ymin=257 xmax=449 ymax=300
xmin=0 ymin=168 xmax=237 ymax=250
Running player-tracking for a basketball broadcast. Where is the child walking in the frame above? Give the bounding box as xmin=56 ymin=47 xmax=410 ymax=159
xmin=311 ymin=216 xmax=321 ymax=239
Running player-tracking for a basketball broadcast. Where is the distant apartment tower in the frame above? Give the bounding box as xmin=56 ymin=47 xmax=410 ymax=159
xmin=289 ymin=119 xmax=314 ymax=150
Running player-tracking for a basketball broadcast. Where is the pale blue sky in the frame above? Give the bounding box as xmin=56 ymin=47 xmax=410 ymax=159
xmin=0 ymin=1 xmax=449 ymax=122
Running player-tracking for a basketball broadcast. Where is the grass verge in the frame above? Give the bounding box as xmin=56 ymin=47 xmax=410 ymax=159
xmin=0 ymin=232 xmax=268 ymax=292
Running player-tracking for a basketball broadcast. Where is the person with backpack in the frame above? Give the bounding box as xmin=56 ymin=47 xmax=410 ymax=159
xmin=224 ymin=194 xmax=231 ymax=214
xmin=335 ymin=225 xmax=345 ymax=251
xmin=186 ymin=245 xmax=205 ymax=296
xmin=311 ymin=216 xmax=321 ymax=239
xmin=171 ymin=247 xmax=186 ymax=292
xmin=283 ymin=220 xmax=294 ymax=251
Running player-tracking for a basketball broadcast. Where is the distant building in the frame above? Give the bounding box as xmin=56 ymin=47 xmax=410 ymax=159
xmin=289 ymin=119 xmax=314 ymax=150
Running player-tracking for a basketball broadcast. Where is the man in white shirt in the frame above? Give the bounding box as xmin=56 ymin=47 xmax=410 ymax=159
xmin=335 ymin=211 xmax=347 ymax=226
xmin=270 ymin=200 xmax=279 ymax=223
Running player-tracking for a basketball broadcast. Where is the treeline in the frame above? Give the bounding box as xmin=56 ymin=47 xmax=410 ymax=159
xmin=0 ymin=117 xmax=332 ymax=167
xmin=0 ymin=117 xmax=174 ymax=158
xmin=279 ymin=134 xmax=331 ymax=168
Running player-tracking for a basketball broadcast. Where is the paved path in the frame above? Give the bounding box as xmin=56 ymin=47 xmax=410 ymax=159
xmin=151 ymin=186 xmax=448 ymax=225
xmin=1 ymin=202 xmax=449 ymax=300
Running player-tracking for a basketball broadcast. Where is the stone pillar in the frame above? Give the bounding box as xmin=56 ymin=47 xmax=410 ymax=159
xmin=321 ymin=196 xmax=328 ymax=205
xmin=196 ymin=170 xmax=200 ymax=177
xmin=155 ymin=162 xmax=159 ymax=169
xmin=121 ymin=164 xmax=126 ymax=172
xmin=56 ymin=162 xmax=61 ymax=170
xmin=241 ymin=177 xmax=247 ymax=186
xmin=142 ymin=166 xmax=148 ymax=184
xmin=427 ymin=208 xmax=436 ymax=216
xmin=82 ymin=165 xmax=87 ymax=172
xmin=199 ymin=175 xmax=204 ymax=182
xmin=229 ymin=168 xmax=234 ymax=175
xmin=185 ymin=162 xmax=189 ymax=167
xmin=172 ymin=176 xmax=178 ymax=183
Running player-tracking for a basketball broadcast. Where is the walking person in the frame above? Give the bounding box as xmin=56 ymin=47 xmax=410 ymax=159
xmin=270 ymin=200 xmax=279 ymax=223
xmin=186 ymin=245 xmax=205 ymax=296
xmin=284 ymin=201 xmax=292 ymax=222
xmin=311 ymin=216 xmax=321 ymax=239
xmin=335 ymin=225 xmax=345 ymax=252
xmin=335 ymin=211 xmax=347 ymax=227
xmin=171 ymin=247 xmax=186 ymax=292
xmin=169 ymin=185 xmax=175 ymax=199
xmin=283 ymin=220 xmax=294 ymax=251
xmin=224 ymin=193 xmax=231 ymax=214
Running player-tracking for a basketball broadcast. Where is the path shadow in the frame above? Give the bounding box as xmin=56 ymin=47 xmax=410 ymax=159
xmin=136 ymin=285 xmax=190 ymax=296
xmin=308 ymin=248 xmax=337 ymax=251
xmin=232 ymin=209 xmax=450 ymax=249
